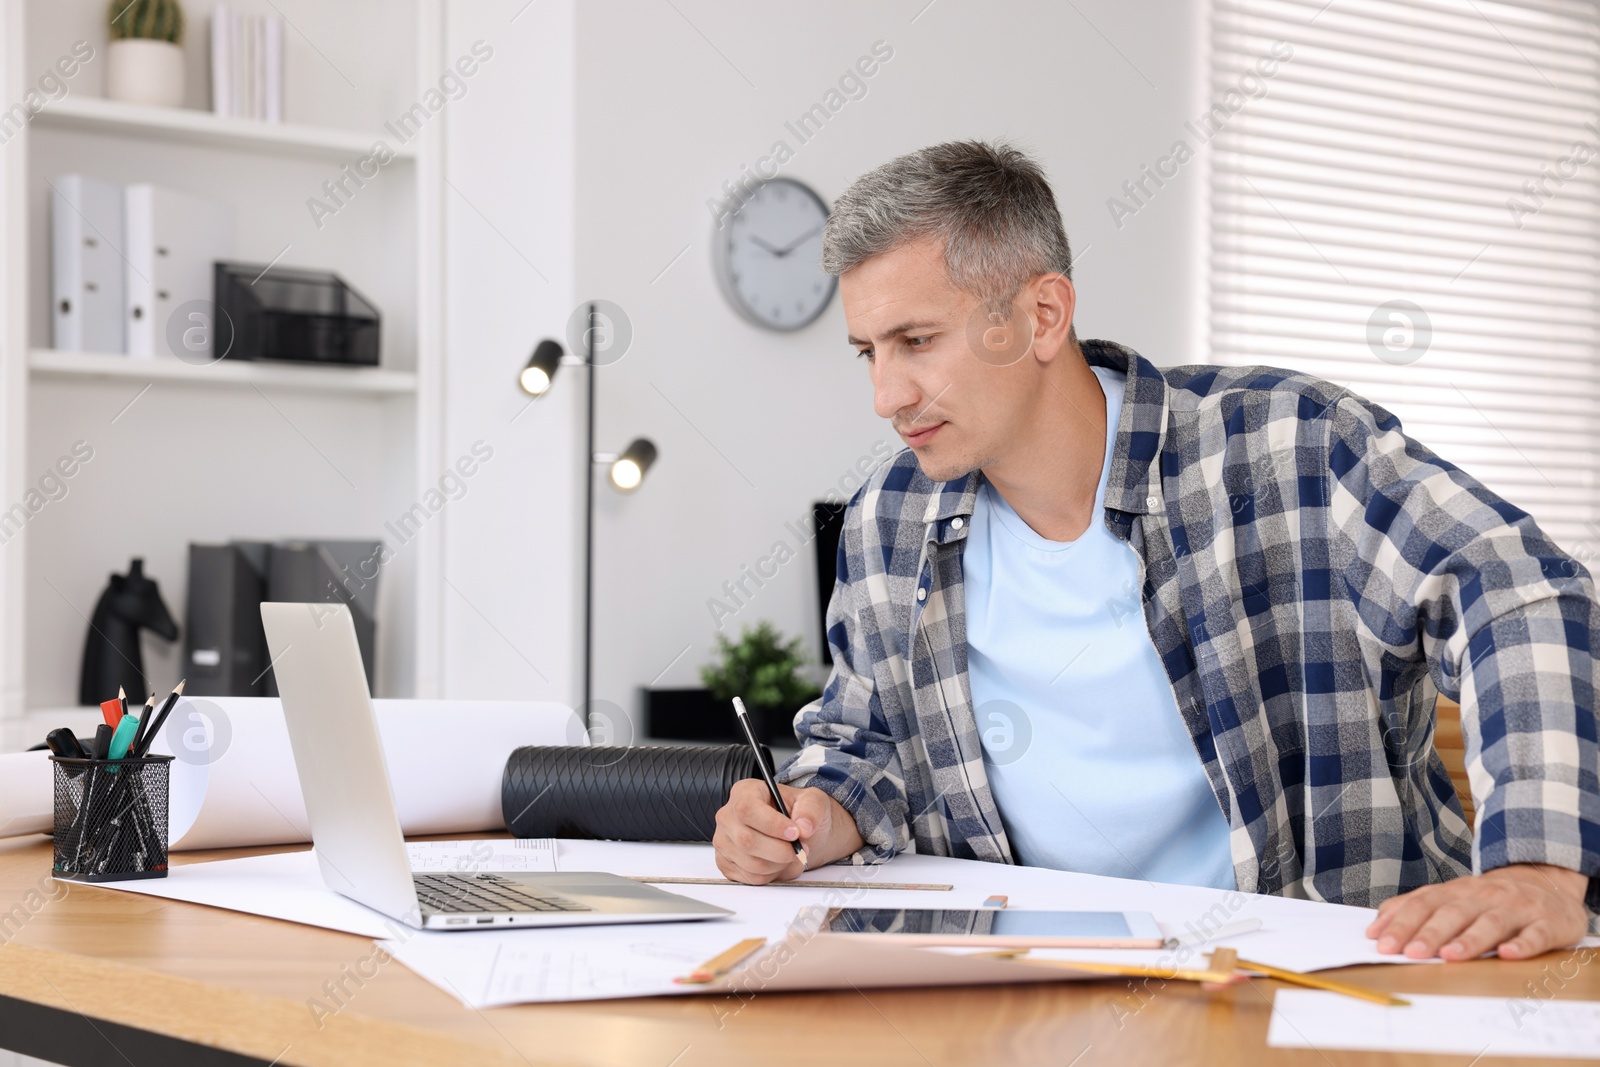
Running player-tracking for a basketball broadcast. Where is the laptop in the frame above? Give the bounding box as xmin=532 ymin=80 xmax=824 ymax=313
xmin=261 ymin=602 xmax=731 ymax=930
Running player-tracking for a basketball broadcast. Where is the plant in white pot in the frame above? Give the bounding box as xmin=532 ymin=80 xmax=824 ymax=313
xmin=105 ymin=0 xmax=186 ymax=108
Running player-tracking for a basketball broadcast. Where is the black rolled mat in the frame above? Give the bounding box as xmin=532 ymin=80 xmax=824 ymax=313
xmin=502 ymin=744 xmax=773 ymax=841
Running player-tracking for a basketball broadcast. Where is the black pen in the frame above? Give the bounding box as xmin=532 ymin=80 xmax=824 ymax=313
xmin=732 ymin=696 xmax=807 ymax=869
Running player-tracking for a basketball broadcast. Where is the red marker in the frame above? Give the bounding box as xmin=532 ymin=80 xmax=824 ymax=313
xmin=99 ymin=698 xmax=123 ymax=729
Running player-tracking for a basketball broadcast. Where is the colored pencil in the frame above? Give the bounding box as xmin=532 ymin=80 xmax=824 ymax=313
xmin=675 ymin=939 xmax=767 ymax=984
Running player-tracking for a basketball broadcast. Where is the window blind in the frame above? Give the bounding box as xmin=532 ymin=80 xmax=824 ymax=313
xmin=1208 ymin=0 xmax=1600 ymax=551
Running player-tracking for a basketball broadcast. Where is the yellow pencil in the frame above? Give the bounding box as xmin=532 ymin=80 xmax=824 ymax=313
xmin=1235 ymin=957 xmax=1409 ymax=1008
xmin=1012 ymin=958 xmax=1248 ymax=985
xmin=986 ymin=951 xmax=1405 ymax=1007
xmin=675 ymin=938 xmax=768 ymax=985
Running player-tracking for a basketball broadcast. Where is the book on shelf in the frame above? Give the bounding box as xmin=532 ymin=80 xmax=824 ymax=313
xmin=210 ymin=5 xmax=283 ymax=123
xmin=264 ymin=19 xmax=283 ymax=123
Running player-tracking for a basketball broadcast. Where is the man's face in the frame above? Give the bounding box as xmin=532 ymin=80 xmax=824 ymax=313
xmin=841 ymin=237 xmax=1040 ymax=482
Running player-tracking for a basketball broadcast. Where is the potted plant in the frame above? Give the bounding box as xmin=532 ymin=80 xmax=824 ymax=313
xmin=699 ymin=622 xmax=822 ymax=746
xmin=105 ymin=0 xmax=186 ymax=109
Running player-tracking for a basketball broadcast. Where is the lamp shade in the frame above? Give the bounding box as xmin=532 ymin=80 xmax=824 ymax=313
xmin=608 ymin=438 xmax=658 ymax=492
xmin=518 ymin=338 xmax=564 ymax=396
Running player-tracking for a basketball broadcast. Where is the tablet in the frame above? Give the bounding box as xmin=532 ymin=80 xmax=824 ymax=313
xmin=820 ymin=907 xmax=1167 ymax=948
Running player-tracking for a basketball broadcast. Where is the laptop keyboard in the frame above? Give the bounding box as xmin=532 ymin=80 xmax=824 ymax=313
xmin=413 ymin=872 xmax=594 ymax=914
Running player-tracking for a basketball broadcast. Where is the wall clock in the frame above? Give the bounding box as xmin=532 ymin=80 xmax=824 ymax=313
xmin=713 ymin=177 xmax=837 ymax=332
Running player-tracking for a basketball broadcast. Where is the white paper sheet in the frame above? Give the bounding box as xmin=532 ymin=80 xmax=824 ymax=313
xmin=146 ymin=697 xmax=581 ymax=849
xmin=87 ymin=841 xmax=558 ymax=936
xmin=1268 ymin=990 xmax=1600 ymax=1058
xmin=0 ymin=751 xmax=53 ymax=838
xmin=92 ymin=849 xmax=402 ymax=937
xmin=385 ymin=922 xmax=774 ymax=1007
xmin=90 ymin=838 xmax=1482 ymax=1010
xmin=543 ymin=841 xmax=1440 ymax=972
xmin=405 ymin=838 xmax=558 ymax=873
xmin=382 ymin=919 xmax=1082 ymax=1009
xmin=384 ymin=840 xmax=1453 ymax=1008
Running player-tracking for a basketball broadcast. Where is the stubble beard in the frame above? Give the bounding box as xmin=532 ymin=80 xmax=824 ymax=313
xmin=910 ymin=435 xmax=988 ymax=484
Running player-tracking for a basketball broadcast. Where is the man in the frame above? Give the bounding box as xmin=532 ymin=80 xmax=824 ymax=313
xmin=713 ymin=141 xmax=1599 ymax=961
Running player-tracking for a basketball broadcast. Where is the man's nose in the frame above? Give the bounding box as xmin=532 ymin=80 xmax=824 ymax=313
xmin=872 ymin=360 xmax=920 ymax=422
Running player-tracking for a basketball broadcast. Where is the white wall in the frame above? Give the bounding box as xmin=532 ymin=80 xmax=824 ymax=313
xmin=570 ymin=0 xmax=1206 ymax=732
xmin=1 ymin=0 xmax=30 ymax=723
xmin=437 ymin=0 xmax=581 ymax=705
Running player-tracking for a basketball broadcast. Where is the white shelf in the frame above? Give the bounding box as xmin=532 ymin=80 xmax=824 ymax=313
xmin=4 ymin=1 xmax=445 ymax=720
xmin=34 ymin=96 xmax=416 ymax=163
xmin=29 ymin=349 xmax=418 ymax=395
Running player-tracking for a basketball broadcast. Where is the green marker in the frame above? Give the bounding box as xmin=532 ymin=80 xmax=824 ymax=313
xmin=107 ymin=708 xmax=141 ymax=761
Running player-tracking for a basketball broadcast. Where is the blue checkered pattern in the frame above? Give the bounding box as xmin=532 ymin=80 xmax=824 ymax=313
xmin=778 ymin=340 xmax=1600 ymax=908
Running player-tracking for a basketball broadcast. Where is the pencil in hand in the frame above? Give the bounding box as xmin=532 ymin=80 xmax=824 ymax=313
xmin=731 ymin=696 xmax=808 ymax=870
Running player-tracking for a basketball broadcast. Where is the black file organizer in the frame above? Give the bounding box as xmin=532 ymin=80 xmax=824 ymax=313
xmin=51 ymin=755 xmax=172 ymax=882
xmin=214 ymin=261 xmax=380 ymax=365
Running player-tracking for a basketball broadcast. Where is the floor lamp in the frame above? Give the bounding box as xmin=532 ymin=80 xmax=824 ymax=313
xmin=519 ymin=304 xmax=656 ymax=731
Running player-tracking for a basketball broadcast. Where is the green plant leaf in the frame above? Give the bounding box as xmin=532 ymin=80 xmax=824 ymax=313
xmin=109 ymin=0 xmax=185 ymax=43
xmin=700 ymin=621 xmax=821 ymax=710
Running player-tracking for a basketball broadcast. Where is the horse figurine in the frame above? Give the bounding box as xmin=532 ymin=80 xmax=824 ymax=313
xmin=78 ymin=558 xmax=179 ymax=706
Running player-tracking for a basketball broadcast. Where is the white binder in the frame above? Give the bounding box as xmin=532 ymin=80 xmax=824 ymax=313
xmin=51 ymin=174 xmax=127 ymax=353
xmin=124 ymin=184 xmax=237 ymax=359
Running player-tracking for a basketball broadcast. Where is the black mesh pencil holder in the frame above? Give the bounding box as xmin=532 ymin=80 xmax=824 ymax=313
xmin=50 ymin=756 xmax=172 ymax=882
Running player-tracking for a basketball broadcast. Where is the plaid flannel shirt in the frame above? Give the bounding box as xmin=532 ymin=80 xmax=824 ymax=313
xmin=778 ymin=339 xmax=1600 ymax=908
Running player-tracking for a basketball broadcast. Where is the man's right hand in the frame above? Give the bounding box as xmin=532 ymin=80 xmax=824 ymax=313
xmin=713 ymin=780 xmax=864 ymax=884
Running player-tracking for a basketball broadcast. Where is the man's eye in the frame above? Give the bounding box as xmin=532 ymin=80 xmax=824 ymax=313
xmin=906 ymin=336 xmax=930 ymax=348
xmin=856 ymin=348 xmax=875 ymax=360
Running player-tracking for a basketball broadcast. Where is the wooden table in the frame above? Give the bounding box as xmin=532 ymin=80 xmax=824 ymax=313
xmin=0 ymin=834 xmax=1595 ymax=1067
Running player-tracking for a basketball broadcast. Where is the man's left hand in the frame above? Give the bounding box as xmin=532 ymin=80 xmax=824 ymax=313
xmin=1366 ymin=863 xmax=1590 ymax=960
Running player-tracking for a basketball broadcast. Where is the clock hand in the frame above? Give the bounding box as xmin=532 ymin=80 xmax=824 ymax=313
xmin=748 ymin=235 xmax=783 ymax=255
xmin=773 ymin=222 xmax=826 ymax=257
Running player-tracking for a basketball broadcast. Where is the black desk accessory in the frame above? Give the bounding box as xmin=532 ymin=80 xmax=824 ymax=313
xmin=184 ymin=542 xmax=270 ymax=696
xmin=78 ymin=558 xmax=179 ymax=705
xmin=185 ymin=539 xmax=380 ymax=696
xmin=51 ymin=754 xmax=173 ymax=882
xmin=214 ymin=260 xmax=380 ymax=365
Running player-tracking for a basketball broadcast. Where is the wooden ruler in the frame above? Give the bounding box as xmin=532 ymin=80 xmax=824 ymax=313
xmin=629 ymin=875 xmax=953 ymax=891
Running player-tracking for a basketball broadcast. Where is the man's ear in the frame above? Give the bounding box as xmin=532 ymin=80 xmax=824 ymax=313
xmin=1029 ymin=272 xmax=1077 ymax=364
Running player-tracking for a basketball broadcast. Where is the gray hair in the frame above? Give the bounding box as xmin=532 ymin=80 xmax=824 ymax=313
xmin=821 ymin=141 xmax=1073 ymax=311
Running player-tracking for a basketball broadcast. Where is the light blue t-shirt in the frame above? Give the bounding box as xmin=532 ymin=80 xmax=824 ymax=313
xmin=964 ymin=366 xmax=1235 ymax=890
